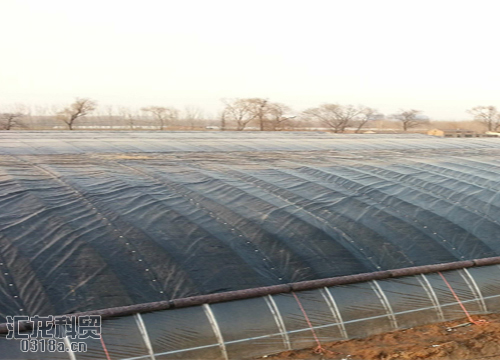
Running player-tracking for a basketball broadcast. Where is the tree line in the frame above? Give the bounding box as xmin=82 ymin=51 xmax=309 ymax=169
xmin=1 ymin=98 xmax=500 ymax=132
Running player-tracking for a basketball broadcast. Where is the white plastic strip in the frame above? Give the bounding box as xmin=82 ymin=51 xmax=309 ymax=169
xmin=119 ymin=291 xmax=500 ymax=360
xmin=203 ymin=303 xmax=229 ymax=360
xmin=462 ymin=268 xmax=487 ymax=313
xmin=321 ymin=287 xmax=348 ymax=339
xmin=419 ymin=274 xmax=445 ymax=321
xmin=264 ymin=295 xmax=291 ymax=350
xmin=63 ymin=336 xmax=77 ymax=360
xmin=134 ymin=313 xmax=156 ymax=360
xmin=371 ymin=280 xmax=398 ymax=329
xmin=458 ymin=269 xmax=482 ymax=311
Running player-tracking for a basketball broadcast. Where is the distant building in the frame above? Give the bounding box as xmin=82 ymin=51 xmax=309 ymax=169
xmin=485 ymin=131 xmax=500 ymax=137
xmin=427 ymin=129 xmax=478 ymax=137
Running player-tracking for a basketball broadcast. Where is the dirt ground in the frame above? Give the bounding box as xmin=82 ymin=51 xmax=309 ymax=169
xmin=259 ymin=314 xmax=500 ymax=360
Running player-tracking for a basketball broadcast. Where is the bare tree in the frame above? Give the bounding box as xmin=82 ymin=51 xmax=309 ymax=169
xmin=247 ymin=98 xmax=268 ymax=131
xmin=354 ymin=107 xmax=382 ymax=133
xmin=220 ymin=98 xmax=258 ymax=131
xmin=221 ymin=98 xmax=295 ymax=131
xmin=467 ymin=106 xmax=500 ymax=132
xmin=182 ymin=105 xmax=205 ymax=130
xmin=391 ymin=109 xmax=426 ymax=131
xmin=303 ymin=104 xmax=366 ymax=133
xmin=117 ymin=106 xmax=137 ymax=129
xmin=57 ymin=98 xmax=97 ymax=130
xmin=141 ymin=106 xmax=178 ymax=130
xmin=267 ymin=102 xmax=293 ymax=130
xmin=0 ymin=112 xmax=24 ymax=130
xmin=218 ymin=109 xmax=228 ymax=131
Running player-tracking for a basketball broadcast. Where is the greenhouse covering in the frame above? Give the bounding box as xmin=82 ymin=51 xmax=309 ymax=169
xmin=1 ymin=131 xmax=500 ymax=359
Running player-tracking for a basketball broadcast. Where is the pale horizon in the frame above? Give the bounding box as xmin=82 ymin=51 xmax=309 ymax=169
xmin=2 ymin=0 xmax=500 ymax=120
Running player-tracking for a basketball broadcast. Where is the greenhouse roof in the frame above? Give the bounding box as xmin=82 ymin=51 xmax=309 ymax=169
xmin=1 ymin=131 xmax=500 ymax=320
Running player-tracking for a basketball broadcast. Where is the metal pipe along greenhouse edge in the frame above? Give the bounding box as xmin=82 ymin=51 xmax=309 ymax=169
xmin=2 ymin=255 xmax=500 ymax=334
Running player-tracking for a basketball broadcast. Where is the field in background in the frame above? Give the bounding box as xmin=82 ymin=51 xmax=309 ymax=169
xmin=1 ymin=115 xmax=490 ymax=133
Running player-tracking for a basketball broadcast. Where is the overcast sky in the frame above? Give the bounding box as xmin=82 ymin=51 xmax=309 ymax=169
xmin=1 ymin=0 xmax=499 ymax=120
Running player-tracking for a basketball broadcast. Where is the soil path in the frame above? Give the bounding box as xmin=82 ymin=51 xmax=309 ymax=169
xmin=259 ymin=314 xmax=500 ymax=360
